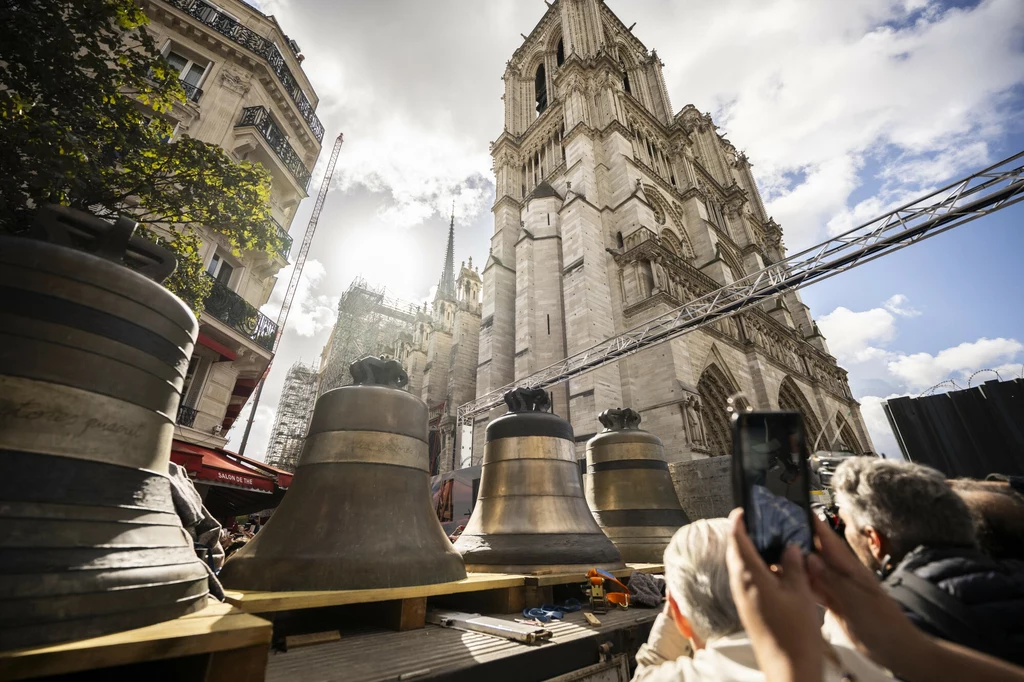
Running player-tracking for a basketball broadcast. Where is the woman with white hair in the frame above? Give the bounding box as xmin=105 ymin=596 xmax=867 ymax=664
xmin=631 ymin=518 xmax=888 ymax=682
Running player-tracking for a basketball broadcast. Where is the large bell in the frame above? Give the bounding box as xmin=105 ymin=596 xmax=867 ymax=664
xmin=584 ymin=408 xmax=690 ymax=563
xmin=0 ymin=207 xmax=210 ymax=650
xmin=219 ymin=357 xmax=466 ymax=591
xmin=454 ymin=388 xmax=624 ymax=574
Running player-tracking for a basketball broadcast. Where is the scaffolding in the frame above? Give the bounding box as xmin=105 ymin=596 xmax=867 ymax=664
xmin=318 ymin=277 xmax=422 ymax=397
xmin=264 ymin=361 xmax=319 ymax=472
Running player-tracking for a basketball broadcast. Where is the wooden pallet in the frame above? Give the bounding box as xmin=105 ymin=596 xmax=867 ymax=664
xmin=0 ymin=600 xmax=273 ymax=682
xmin=224 ymin=573 xmax=529 ymax=633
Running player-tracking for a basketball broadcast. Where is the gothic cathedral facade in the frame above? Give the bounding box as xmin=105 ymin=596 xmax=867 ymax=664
xmin=473 ymin=0 xmax=872 ymax=464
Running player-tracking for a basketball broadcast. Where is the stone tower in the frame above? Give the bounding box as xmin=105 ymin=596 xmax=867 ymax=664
xmin=474 ymin=0 xmax=872 ymax=473
xmin=408 ymin=208 xmax=483 ymax=475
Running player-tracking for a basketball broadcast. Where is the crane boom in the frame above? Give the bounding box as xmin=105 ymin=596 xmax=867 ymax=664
xmin=457 ymin=149 xmax=1024 ymax=426
xmin=273 ymin=133 xmax=345 ymax=351
xmin=238 ymin=132 xmax=344 ymax=455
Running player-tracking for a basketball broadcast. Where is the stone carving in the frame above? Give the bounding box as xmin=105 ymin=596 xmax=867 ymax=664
xmin=219 ymin=69 xmax=251 ymax=96
xmin=724 ymin=193 xmax=746 ymax=219
xmin=682 ymin=395 xmax=707 ymax=447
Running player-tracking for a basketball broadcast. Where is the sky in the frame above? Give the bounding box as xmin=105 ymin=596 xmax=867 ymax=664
xmin=228 ymin=0 xmax=1024 ymax=461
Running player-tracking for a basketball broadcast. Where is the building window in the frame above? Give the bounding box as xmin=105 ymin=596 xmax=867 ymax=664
xmin=616 ymin=231 xmax=625 ymax=249
xmin=556 ymin=39 xmax=565 ymax=67
xmin=623 ymin=70 xmax=632 ymax=95
xmin=206 ymin=251 xmax=236 ymax=287
xmin=194 ymin=1 xmax=238 ymax=26
xmin=165 ymin=49 xmax=209 ymax=103
xmin=535 ymin=64 xmax=547 ymax=114
xmin=181 ymin=355 xmax=213 ymax=409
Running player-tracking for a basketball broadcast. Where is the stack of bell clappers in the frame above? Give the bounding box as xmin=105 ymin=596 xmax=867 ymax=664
xmin=217 ymin=359 xmax=692 ymax=637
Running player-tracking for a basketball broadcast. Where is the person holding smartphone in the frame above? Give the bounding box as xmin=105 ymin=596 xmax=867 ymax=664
xmin=631 ymin=518 xmax=890 ymax=682
xmin=725 ymin=508 xmax=1024 ymax=682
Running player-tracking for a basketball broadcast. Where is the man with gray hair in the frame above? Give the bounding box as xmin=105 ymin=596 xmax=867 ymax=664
xmin=631 ymin=519 xmax=888 ymax=681
xmin=832 ymin=457 xmax=1024 ymax=666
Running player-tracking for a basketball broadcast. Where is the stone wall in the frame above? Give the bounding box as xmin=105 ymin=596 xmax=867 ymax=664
xmin=669 ymin=456 xmax=734 ymax=520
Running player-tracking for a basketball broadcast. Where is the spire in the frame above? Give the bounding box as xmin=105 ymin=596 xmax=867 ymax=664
xmin=435 ymin=200 xmax=456 ymax=302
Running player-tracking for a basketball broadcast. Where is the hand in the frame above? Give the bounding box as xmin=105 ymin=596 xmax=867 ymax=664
xmin=805 ymin=514 xmax=924 ymax=670
xmin=726 ymin=508 xmax=823 ymax=682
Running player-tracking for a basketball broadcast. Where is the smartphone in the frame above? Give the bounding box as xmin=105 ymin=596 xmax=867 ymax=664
xmin=732 ymin=411 xmax=815 ymax=564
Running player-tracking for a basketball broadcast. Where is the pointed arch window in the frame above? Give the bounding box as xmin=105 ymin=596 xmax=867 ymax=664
xmin=556 ymin=38 xmax=565 ymax=67
xmin=535 ymin=64 xmax=548 ymax=114
xmin=661 ymin=229 xmax=681 ymax=256
xmin=697 ymin=363 xmax=742 ymax=456
xmin=778 ymin=377 xmax=823 ymax=449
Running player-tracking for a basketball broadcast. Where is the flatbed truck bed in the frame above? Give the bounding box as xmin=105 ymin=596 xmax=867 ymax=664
xmin=265 ymin=606 xmax=659 ymax=682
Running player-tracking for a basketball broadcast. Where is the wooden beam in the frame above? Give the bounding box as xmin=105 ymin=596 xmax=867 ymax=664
xmin=223 ymin=573 xmax=526 ymax=614
xmin=0 ymin=602 xmax=271 ymax=681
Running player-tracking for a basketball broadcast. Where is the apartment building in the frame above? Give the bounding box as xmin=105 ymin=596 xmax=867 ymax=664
xmin=141 ymin=0 xmax=323 ymax=449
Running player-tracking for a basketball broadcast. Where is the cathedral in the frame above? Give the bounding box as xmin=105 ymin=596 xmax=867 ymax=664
xmin=316 ymin=209 xmax=482 ymax=475
xmin=471 ymin=0 xmax=873 ymax=471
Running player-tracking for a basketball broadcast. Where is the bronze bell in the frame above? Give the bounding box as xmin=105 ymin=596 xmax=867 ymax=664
xmin=454 ymin=388 xmax=624 ymax=574
xmin=0 ymin=207 xmax=209 ymax=650
xmin=584 ymin=408 xmax=690 ymax=563
xmin=219 ymin=357 xmax=466 ymax=591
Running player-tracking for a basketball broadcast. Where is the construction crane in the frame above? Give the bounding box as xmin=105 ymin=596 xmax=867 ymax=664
xmin=458 ymin=149 xmax=1024 ymax=426
xmin=238 ymin=132 xmax=345 ymax=455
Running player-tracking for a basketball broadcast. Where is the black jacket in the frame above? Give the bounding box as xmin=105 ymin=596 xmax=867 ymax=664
xmin=884 ymin=545 xmax=1024 ymax=666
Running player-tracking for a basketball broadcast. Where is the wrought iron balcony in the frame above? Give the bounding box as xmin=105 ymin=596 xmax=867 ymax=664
xmin=236 ymin=106 xmax=312 ymax=190
xmin=180 ymin=80 xmax=203 ymax=103
xmin=202 ymin=275 xmax=278 ymax=351
xmin=162 ymin=0 xmax=324 ymax=142
xmin=274 ymin=219 xmax=293 ymax=259
xmin=176 ymin=404 xmax=199 ymax=428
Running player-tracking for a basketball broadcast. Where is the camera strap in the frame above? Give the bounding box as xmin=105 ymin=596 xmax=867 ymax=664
xmin=885 ymin=569 xmax=1013 ymax=660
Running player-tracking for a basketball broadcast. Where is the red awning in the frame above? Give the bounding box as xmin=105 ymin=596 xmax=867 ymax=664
xmin=171 ymin=441 xmax=274 ymax=493
xmin=230 ymin=452 xmax=293 ymax=489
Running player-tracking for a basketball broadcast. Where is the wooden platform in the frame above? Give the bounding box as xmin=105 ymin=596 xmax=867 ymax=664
xmin=222 ymin=565 xmax=664 ymax=635
xmin=223 ymin=573 xmax=525 ymax=614
xmin=224 ymin=565 xmax=664 ymax=614
xmin=0 ymin=600 xmax=273 ymax=682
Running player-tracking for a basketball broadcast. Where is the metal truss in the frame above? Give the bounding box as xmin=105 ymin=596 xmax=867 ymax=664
xmin=458 ymin=150 xmax=1024 ymax=425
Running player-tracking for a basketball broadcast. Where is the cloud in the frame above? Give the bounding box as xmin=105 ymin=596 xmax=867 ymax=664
xmin=883 ymin=294 xmax=921 ymax=317
xmin=225 ymin=404 xmax=276 ymax=461
xmin=261 ymin=259 xmax=338 ymax=338
xmin=817 ymin=305 xmax=897 ymax=363
xmin=887 ymin=337 xmax=1024 ymax=389
xmin=857 ymin=395 xmax=904 ymax=458
xmin=817 ymin=294 xmax=1023 ymax=453
xmin=763 ymin=155 xmax=863 ymax=250
xmin=644 ymin=0 xmax=1024 ymax=249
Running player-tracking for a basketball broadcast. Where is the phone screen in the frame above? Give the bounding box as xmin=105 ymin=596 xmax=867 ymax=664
xmin=733 ymin=411 xmax=814 ymax=564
